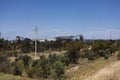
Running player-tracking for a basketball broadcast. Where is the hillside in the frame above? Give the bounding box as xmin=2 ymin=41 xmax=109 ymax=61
xmin=85 ymin=61 xmax=120 ymax=80
xmin=66 ymin=56 xmax=120 ymax=80
xmin=0 ymin=56 xmax=120 ymax=80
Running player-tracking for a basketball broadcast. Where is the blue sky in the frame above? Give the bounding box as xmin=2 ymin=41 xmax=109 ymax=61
xmin=0 ymin=0 xmax=120 ymax=40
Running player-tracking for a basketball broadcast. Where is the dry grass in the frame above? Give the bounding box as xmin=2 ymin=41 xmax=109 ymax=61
xmin=85 ymin=61 xmax=120 ymax=80
xmin=66 ymin=56 xmax=119 ymax=80
xmin=28 ymin=50 xmax=66 ymax=59
xmin=9 ymin=50 xmax=66 ymax=61
xmin=0 ymin=73 xmax=32 ymax=80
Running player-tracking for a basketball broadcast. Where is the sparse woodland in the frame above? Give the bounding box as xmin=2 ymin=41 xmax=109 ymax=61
xmin=0 ymin=37 xmax=120 ymax=80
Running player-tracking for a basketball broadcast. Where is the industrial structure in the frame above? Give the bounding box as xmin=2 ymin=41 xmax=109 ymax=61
xmin=55 ymin=35 xmax=81 ymax=40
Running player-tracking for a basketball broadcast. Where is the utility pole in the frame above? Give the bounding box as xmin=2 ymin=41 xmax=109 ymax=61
xmin=110 ymin=32 xmax=111 ymax=40
xmin=92 ymin=37 xmax=95 ymax=46
xmin=33 ymin=26 xmax=39 ymax=58
xmin=0 ymin=32 xmax=1 ymax=39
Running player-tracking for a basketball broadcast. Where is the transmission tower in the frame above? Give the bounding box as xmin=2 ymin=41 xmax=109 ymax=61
xmin=33 ymin=26 xmax=39 ymax=58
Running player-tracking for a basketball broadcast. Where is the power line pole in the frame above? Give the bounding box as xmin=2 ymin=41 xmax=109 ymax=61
xmin=0 ymin=32 xmax=1 ymax=39
xmin=92 ymin=37 xmax=95 ymax=46
xmin=110 ymin=32 xmax=111 ymax=40
xmin=33 ymin=26 xmax=39 ymax=58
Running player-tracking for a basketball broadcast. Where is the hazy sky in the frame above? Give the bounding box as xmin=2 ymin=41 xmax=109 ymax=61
xmin=0 ymin=0 xmax=120 ymax=40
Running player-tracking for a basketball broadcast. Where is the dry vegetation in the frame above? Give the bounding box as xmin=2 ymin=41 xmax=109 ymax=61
xmin=85 ymin=61 xmax=120 ymax=80
xmin=66 ymin=56 xmax=120 ymax=80
xmin=27 ymin=50 xmax=66 ymax=59
xmin=0 ymin=73 xmax=32 ymax=80
xmin=1 ymin=54 xmax=120 ymax=80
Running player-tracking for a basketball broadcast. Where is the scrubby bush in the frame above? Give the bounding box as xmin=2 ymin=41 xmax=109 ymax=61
xmin=99 ymin=50 xmax=109 ymax=60
xmin=36 ymin=55 xmax=51 ymax=78
xmin=21 ymin=55 xmax=32 ymax=67
xmin=117 ymin=51 xmax=120 ymax=60
xmin=32 ymin=59 xmax=40 ymax=67
xmin=65 ymin=50 xmax=80 ymax=64
xmin=0 ymin=62 xmax=11 ymax=73
xmin=0 ymin=52 xmax=11 ymax=73
xmin=53 ymin=61 xmax=65 ymax=80
xmin=60 ymin=55 xmax=70 ymax=66
xmin=15 ymin=55 xmax=32 ymax=67
xmin=104 ymin=53 xmax=109 ymax=60
xmin=13 ymin=62 xmax=23 ymax=76
xmin=65 ymin=42 xmax=82 ymax=64
xmin=17 ymin=60 xmax=24 ymax=69
xmin=84 ymin=50 xmax=94 ymax=61
xmin=48 ymin=54 xmax=59 ymax=65
xmin=26 ymin=67 xmax=37 ymax=78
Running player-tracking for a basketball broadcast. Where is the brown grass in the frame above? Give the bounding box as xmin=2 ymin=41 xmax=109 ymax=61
xmin=0 ymin=73 xmax=32 ymax=80
xmin=85 ymin=61 xmax=120 ymax=80
xmin=66 ymin=56 xmax=119 ymax=80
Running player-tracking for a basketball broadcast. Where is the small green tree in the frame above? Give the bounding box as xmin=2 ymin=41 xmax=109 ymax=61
xmin=65 ymin=42 xmax=80 ymax=64
xmin=104 ymin=53 xmax=109 ymax=60
xmin=0 ymin=52 xmax=11 ymax=73
xmin=13 ymin=62 xmax=23 ymax=76
xmin=17 ymin=60 xmax=24 ymax=69
xmin=22 ymin=55 xmax=32 ymax=67
xmin=21 ymin=38 xmax=31 ymax=53
xmin=27 ymin=66 xmax=37 ymax=78
xmin=37 ymin=55 xmax=51 ymax=78
xmin=99 ymin=50 xmax=109 ymax=60
xmin=48 ymin=54 xmax=59 ymax=65
xmin=65 ymin=49 xmax=80 ymax=64
xmin=53 ymin=61 xmax=65 ymax=80
xmin=15 ymin=55 xmax=32 ymax=67
xmin=60 ymin=55 xmax=70 ymax=66
xmin=117 ymin=51 xmax=120 ymax=60
xmin=32 ymin=59 xmax=40 ymax=67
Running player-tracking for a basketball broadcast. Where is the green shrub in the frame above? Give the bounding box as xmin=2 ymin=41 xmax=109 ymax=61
xmin=0 ymin=52 xmax=11 ymax=73
xmin=48 ymin=54 xmax=59 ymax=65
xmin=53 ymin=61 xmax=65 ymax=80
xmin=99 ymin=50 xmax=109 ymax=60
xmin=32 ymin=59 xmax=40 ymax=67
xmin=15 ymin=55 xmax=32 ymax=67
xmin=117 ymin=51 xmax=120 ymax=60
xmin=60 ymin=55 xmax=70 ymax=66
xmin=27 ymin=67 xmax=37 ymax=78
xmin=13 ymin=62 xmax=23 ymax=76
xmin=104 ymin=53 xmax=109 ymax=60
xmin=36 ymin=55 xmax=51 ymax=78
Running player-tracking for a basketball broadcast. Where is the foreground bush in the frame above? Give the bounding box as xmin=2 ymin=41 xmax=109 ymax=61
xmin=117 ymin=51 xmax=120 ymax=60
xmin=53 ymin=61 xmax=65 ymax=80
xmin=36 ymin=55 xmax=51 ymax=78
xmin=26 ymin=67 xmax=37 ymax=78
xmin=0 ymin=52 xmax=11 ymax=73
xmin=13 ymin=62 xmax=23 ymax=76
xmin=99 ymin=50 xmax=109 ymax=60
xmin=15 ymin=55 xmax=32 ymax=67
